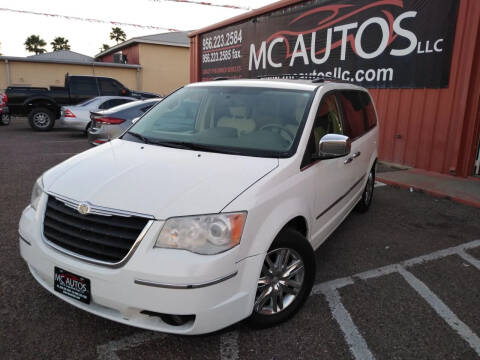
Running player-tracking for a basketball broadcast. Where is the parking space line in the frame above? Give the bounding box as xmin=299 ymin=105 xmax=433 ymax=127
xmin=96 ymin=331 xmax=167 ymax=360
xmin=41 ymin=139 xmax=88 ymax=143
xmin=457 ymin=250 xmax=480 ymax=271
xmin=322 ymin=287 xmax=375 ymax=360
xmin=220 ymin=330 xmax=239 ymax=360
xmin=398 ymin=267 xmax=480 ymax=357
xmin=311 ymin=239 xmax=480 ymax=359
xmin=94 ymin=240 xmax=480 ymax=360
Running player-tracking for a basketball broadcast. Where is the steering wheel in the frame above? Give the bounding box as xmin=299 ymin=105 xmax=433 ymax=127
xmin=260 ymin=124 xmax=295 ymax=142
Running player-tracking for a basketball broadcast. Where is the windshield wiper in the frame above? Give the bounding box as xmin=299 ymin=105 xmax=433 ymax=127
xmin=147 ymin=140 xmax=245 ymax=155
xmin=126 ymin=131 xmax=150 ymax=144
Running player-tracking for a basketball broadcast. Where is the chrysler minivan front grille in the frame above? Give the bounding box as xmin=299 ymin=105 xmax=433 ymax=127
xmin=43 ymin=196 xmax=150 ymax=264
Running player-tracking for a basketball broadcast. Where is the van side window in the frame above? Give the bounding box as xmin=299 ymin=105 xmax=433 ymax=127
xmin=301 ymin=93 xmax=343 ymax=168
xmin=338 ymin=91 xmax=375 ymax=139
xmin=363 ymin=92 xmax=377 ymax=130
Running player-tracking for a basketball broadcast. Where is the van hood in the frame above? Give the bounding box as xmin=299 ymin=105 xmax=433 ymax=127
xmin=43 ymin=139 xmax=278 ymax=219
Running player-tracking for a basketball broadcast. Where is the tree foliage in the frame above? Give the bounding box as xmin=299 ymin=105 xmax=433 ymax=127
xmin=100 ymin=44 xmax=110 ymax=52
xmin=109 ymin=27 xmax=126 ymax=44
xmin=24 ymin=35 xmax=47 ymax=55
xmin=51 ymin=37 xmax=71 ymax=51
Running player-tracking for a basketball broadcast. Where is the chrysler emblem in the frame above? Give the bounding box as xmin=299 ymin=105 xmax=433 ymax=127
xmin=77 ymin=203 xmax=90 ymax=215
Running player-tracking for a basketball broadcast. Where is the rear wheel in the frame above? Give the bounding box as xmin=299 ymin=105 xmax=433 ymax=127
xmin=28 ymin=107 xmax=55 ymax=131
xmin=84 ymin=121 xmax=92 ymax=135
xmin=355 ymin=166 xmax=375 ymax=213
xmin=248 ymin=228 xmax=315 ymax=328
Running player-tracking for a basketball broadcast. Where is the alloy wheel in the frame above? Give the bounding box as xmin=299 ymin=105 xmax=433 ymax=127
xmin=33 ymin=112 xmax=50 ymax=128
xmin=254 ymin=247 xmax=305 ymax=315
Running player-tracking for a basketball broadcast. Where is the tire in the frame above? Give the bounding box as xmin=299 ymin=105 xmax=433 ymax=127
xmin=248 ymin=228 xmax=316 ymax=329
xmin=84 ymin=121 xmax=92 ymax=136
xmin=355 ymin=165 xmax=375 ymax=213
xmin=0 ymin=113 xmax=10 ymax=126
xmin=28 ymin=107 xmax=55 ymax=131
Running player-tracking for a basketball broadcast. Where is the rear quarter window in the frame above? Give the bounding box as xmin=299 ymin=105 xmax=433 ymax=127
xmin=338 ymin=90 xmax=375 ymax=140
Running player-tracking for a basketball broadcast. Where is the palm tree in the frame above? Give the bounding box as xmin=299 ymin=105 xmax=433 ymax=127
xmin=109 ymin=27 xmax=126 ymax=44
xmin=24 ymin=35 xmax=47 ymax=55
xmin=99 ymin=44 xmax=110 ymax=52
xmin=51 ymin=37 xmax=71 ymax=51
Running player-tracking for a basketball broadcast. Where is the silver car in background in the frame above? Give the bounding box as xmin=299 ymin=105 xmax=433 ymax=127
xmin=88 ymin=98 xmax=161 ymax=145
xmin=59 ymin=96 xmax=136 ymax=132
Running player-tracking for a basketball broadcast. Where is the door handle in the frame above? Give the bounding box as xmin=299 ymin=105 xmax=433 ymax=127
xmin=344 ymin=157 xmax=353 ymax=164
xmin=352 ymin=151 xmax=361 ymax=158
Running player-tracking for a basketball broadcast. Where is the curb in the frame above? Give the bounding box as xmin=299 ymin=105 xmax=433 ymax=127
xmin=376 ymin=176 xmax=480 ymax=209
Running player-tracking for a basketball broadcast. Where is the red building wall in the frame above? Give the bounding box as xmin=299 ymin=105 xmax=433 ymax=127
xmin=98 ymin=44 xmax=140 ymax=65
xmin=189 ymin=0 xmax=480 ymax=177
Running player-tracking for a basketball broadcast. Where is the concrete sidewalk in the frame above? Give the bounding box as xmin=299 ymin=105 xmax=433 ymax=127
xmin=376 ymin=167 xmax=480 ymax=208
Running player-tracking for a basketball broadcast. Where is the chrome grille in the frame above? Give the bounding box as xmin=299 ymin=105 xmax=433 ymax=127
xmin=43 ymin=196 xmax=150 ymax=263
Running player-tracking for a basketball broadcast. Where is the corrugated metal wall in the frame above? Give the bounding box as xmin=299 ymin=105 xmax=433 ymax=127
xmin=370 ymin=0 xmax=480 ymax=176
xmin=189 ymin=0 xmax=480 ymax=177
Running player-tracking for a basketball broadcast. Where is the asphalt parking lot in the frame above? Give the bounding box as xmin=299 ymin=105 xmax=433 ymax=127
xmin=1 ymin=118 xmax=480 ymax=360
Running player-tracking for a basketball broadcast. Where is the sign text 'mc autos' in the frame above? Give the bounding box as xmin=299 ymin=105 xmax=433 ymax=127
xmin=199 ymin=0 xmax=459 ymax=88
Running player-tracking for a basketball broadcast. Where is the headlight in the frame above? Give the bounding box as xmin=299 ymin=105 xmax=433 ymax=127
xmin=30 ymin=176 xmax=44 ymax=211
xmin=155 ymin=212 xmax=246 ymax=255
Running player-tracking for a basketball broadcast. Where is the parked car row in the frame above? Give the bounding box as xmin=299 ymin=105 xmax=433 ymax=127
xmin=88 ymin=98 xmax=161 ymax=145
xmin=5 ymin=74 xmax=160 ymax=131
xmin=59 ymin=96 xmax=137 ymax=132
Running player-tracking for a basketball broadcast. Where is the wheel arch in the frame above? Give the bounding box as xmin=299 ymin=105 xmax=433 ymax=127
xmin=282 ymin=216 xmax=308 ymax=239
xmin=237 ymin=198 xmax=313 ymax=260
xmin=24 ymin=97 xmax=59 ymax=115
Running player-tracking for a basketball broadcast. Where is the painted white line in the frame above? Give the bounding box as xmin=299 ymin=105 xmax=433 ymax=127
xmin=312 ymin=239 xmax=480 ymax=294
xmin=220 ymin=330 xmax=239 ymax=360
xmin=311 ymin=240 xmax=480 ymax=360
xmin=97 ymin=331 xmax=167 ymax=360
xmin=457 ymin=250 xmax=480 ymax=271
xmin=398 ymin=267 xmax=480 ymax=357
xmin=41 ymin=139 xmax=87 ymax=143
xmin=322 ymin=287 xmax=375 ymax=360
xmin=44 ymin=152 xmax=79 ymax=155
xmin=374 ymin=181 xmax=386 ymax=188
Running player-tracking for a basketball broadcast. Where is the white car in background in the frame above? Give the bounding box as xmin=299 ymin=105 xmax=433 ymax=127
xmin=59 ymin=96 xmax=136 ymax=132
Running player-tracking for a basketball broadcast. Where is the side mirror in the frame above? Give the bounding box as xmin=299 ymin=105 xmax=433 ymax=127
xmin=317 ymin=134 xmax=351 ymax=159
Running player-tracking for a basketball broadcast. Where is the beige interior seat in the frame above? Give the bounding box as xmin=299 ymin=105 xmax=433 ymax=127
xmin=217 ymin=106 xmax=256 ymax=135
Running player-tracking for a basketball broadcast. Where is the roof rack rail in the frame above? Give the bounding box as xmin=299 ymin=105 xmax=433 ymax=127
xmin=256 ymin=73 xmax=354 ymax=84
xmin=213 ymin=77 xmax=230 ymax=81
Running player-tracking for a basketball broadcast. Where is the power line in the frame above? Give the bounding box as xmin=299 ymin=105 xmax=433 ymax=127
xmin=150 ymin=0 xmax=251 ymax=11
xmin=0 ymin=8 xmax=184 ymax=32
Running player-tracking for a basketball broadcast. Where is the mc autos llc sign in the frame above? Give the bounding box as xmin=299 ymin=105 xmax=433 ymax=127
xmin=199 ymin=0 xmax=460 ymax=88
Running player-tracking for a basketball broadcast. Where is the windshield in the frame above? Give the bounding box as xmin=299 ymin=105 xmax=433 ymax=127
xmin=124 ymin=86 xmax=314 ymax=157
xmin=78 ymin=98 xmax=98 ymax=107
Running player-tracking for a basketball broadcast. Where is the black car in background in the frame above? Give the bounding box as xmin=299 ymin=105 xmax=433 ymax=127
xmin=6 ymin=74 xmax=159 ymax=131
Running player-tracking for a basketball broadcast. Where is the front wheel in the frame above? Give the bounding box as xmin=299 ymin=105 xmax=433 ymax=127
xmin=248 ymin=228 xmax=315 ymax=328
xmin=0 ymin=113 xmax=10 ymax=126
xmin=28 ymin=107 xmax=55 ymax=131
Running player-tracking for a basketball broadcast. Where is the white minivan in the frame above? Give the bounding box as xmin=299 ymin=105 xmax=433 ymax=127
xmin=19 ymin=78 xmax=378 ymax=334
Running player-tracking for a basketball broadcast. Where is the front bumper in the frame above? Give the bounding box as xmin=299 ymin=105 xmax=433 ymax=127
xmin=19 ymin=200 xmax=263 ymax=335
